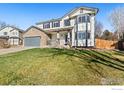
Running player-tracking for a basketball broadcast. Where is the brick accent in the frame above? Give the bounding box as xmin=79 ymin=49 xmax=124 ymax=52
xmin=23 ymin=27 xmax=49 ymax=47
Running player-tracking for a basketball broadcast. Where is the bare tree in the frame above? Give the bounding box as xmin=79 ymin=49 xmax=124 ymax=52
xmin=95 ymin=20 xmax=103 ymax=38
xmin=101 ymin=29 xmax=114 ymax=40
xmin=109 ymin=7 xmax=124 ymax=40
xmin=0 ymin=21 xmax=8 ymax=29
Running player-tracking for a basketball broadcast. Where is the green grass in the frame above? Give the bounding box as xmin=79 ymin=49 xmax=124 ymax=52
xmin=0 ymin=48 xmax=124 ymax=85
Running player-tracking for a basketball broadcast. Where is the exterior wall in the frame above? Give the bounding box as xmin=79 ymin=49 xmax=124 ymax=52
xmin=23 ymin=27 xmax=49 ymax=47
xmin=0 ymin=27 xmax=19 ymax=38
xmin=9 ymin=38 xmax=19 ymax=45
xmin=71 ymin=28 xmax=75 ymax=46
xmin=0 ymin=27 xmax=22 ymax=45
xmin=36 ymin=8 xmax=95 ymax=30
xmin=37 ymin=24 xmax=43 ymax=29
xmin=90 ymin=15 xmax=95 ymax=46
xmin=75 ymin=15 xmax=94 ymax=47
xmin=36 ymin=8 xmax=97 ymax=47
xmin=69 ymin=9 xmax=93 ymax=18
xmin=69 ymin=10 xmax=81 ymax=17
xmin=59 ymin=32 xmax=67 ymax=46
xmin=77 ymin=23 xmax=90 ymax=31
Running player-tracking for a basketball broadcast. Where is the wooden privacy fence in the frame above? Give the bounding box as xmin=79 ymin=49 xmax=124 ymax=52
xmin=95 ymin=39 xmax=118 ymax=49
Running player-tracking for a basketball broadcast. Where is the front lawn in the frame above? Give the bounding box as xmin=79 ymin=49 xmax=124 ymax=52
xmin=0 ymin=48 xmax=124 ymax=85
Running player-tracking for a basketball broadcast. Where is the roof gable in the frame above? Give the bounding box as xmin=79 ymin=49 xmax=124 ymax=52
xmin=62 ymin=6 xmax=98 ymax=19
xmin=36 ymin=6 xmax=99 ymax=25
xmin=0 ymin=26 xmax=24 ymax=33
xmin=25 ymin=26 xmax=47 ymax=34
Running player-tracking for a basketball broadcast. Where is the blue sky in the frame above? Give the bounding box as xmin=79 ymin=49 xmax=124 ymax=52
xmin=0 ymin=3 xmax=124 ymax=31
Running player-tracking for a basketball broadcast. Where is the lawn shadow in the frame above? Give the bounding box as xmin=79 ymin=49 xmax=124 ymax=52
xmin=114 ymin=50 xmax=124 ymax=56
xmin=50 ymin=48 xmax=124 ymax=72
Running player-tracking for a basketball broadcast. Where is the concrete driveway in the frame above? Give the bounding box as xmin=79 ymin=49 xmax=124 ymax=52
xmin=0 ymin=46 xmax=34 ymax=55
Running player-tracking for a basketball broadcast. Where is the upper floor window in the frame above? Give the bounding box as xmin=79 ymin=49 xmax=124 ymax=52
xmin=78 ymin=16 xmax=90 ymax=23
xmin=3 ymin=32 xmax=7 ymax=35
xmin=80 ymin=10 xmax=83 ymax=13
xmin=64 ymin=19 xmax=70 ymax=26
xmin=43 ymin=22 xmax=50 ymax=29
xmin=12 ymin=32 xmax=15 ymax=35
xmin=52 ymin=21 xmax=60 ymax=28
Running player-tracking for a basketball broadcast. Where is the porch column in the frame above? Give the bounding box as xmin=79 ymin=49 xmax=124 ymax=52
xmin=67 ymin=31 xmax=70 ymax=42
xmin=57 ymin=32 xmax=60 ymax=44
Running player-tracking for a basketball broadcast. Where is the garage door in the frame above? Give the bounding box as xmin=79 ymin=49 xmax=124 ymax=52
xmin=24 ymin=36 xmax=41 ymax=47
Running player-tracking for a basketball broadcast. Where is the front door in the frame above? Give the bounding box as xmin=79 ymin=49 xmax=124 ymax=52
xmin=65 ymin=34 xmax=68 ymax=45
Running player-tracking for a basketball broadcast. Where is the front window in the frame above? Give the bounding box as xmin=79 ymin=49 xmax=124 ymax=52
xmin=77 ymin=32 xmax=85 ymax=40
xmin=78 ymin=16 xmax=90 ymax=23
xmin=52 ymin=21 xmax=60 ymax=27
xmin=3 ymin=32 xmax=7 ymax=35
xmin=43 ymin=22 xmax=50 ymax=29
xmin=64 ymin=19 xmax=70 ymax=26
xmin=77 ymin=31 xmax=90 ymax=40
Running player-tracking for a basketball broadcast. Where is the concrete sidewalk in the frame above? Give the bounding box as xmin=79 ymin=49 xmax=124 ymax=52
xmin=0 ymin=46 xmax=33 ymax=55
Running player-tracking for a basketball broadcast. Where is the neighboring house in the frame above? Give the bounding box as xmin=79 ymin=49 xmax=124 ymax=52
xmin=0 ymin=26 xmax=24 ymax=45
xmin=23 ymin=6 xmax=98 ymax=48
xmin=0 ymin=37 xmax=8 ymax=48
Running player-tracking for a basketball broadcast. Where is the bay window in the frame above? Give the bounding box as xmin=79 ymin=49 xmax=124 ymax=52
xmin=52 ymin=21 xmax=60 ymax=27
xmin=78 ymin=16 xmax=90 ymax=23
xmin=64 ymin=19 xmax=70 ymax=26
xmin=77 ymin=31 xmax=90 ymax=40
xmin=43 ymin=22 xmax=50 ymax=29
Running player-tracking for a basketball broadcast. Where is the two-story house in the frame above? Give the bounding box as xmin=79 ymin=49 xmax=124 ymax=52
xmin=23 ymin=6 xmax=98 ymax=48
xmin=0 ymin=26 xmax=24 ymax=45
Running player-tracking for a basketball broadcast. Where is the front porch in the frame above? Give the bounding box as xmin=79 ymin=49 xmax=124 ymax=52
xmin=45 ymin=27 xmax=73 ymax=48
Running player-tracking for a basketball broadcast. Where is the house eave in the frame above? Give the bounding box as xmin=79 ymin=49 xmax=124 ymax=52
xmin=24 ymin=26 xmax=48 ymax=34
xmin=44 ymin=26 xmax=73 ymax=33
xmin=36 ymin=18 xmax=62 ymax=25
xmin=36 ymin=6 xmax=99 ymax=25
xmin=62 ymin=6 xmax=99 ymax=19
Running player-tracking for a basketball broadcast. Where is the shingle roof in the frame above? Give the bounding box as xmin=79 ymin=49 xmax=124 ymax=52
xmin=24 ymin=26 xmax=47 ymax=34
xmin=36 ymin=18 xmax=61 ymax=25
xmin=36 ymin=6 xmax=99 ymax=25
xmin=62 ymin=6 xmax=99 ymax=18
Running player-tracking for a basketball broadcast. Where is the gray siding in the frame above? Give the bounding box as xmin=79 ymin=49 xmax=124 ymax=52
xmin=24 ymin=36 xmax=41 ymax=47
